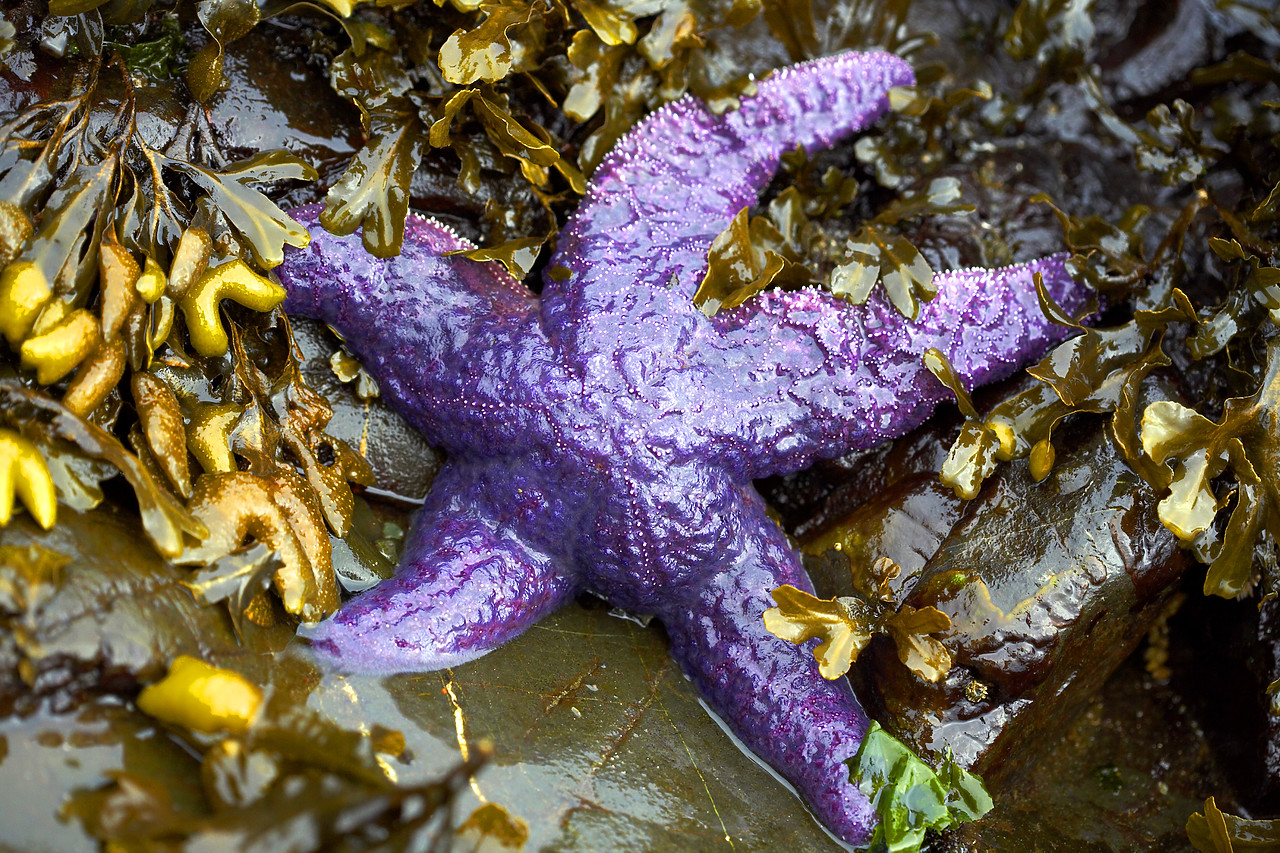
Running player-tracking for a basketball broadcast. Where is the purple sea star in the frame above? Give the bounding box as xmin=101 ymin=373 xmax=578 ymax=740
xmin=277 ymin=50 xmax=1090 ymax=845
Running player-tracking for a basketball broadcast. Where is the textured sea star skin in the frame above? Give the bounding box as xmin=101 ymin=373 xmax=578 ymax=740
xmin=277 ymin=51 xmax=1090 ymax=844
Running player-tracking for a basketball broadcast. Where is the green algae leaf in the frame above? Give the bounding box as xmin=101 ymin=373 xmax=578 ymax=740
xmin=924 ymin=348 xmax=1008 ymax=500
xmin=874 ymin=175 xmax=975 ymax=227
xmin=1195 ymin=239 xmax=1280 ymax=351
xmin=940 ymin=420 xmax=1003 ymax=500
xmin=561 ymin=0 xmax=764 ymax=173
xmin=849 ymin=721 xmax=992 ymax=853
xmin=108 ymin=14 xmax=184 ymax=79
xmin=1030 ymin=190 xmax=1209 ymax=294
xmin=829 ymin=237 xmax=880 ymax=303
xmin=428 ymin=88 xmax=583 ymax=193
xmin=321 ymin=99 xmax=427 ymax=258
xmin=428 ymin=89 xmax=479 ymax=148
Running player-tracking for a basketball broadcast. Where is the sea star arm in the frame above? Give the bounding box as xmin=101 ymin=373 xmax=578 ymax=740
xmin=704 ymin=254 xmax=1091 ymax=477
xmin=278 ymin=205 xmax=568 ymax=454
xmin=539 ymin=51 xmax=916 ymax=339
xmin=656 ymin=491 xmax=876 ymax=846
xmin=302 ymin=460 xmax=580 ymax=672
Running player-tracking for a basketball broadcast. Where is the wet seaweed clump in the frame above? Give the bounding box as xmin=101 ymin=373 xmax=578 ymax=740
xmin=0 ymin=5 xmax=389 ymax=628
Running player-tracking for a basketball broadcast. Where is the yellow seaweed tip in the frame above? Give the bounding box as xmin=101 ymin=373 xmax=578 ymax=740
xmin=186 ymin=402 xmax=242 ymax=474
xmin=1029 ymin=438 xmax=1056 ymax=482
xmin=135 ymin=256 xmax=167 ymax=303
xmin=136 ymin=655 xmax=262 ymax=735
xmin=180 ymin=259 xmax=287 ymax=356
xmin=20 ymin=309 xmax=101 ymax=385
xmin=315 ymin=0 xmax=358 ymax=15
xmin=0 ymin=430 xmax=57 ymax=529
xmin=0 ymin=261 xmax=52 ymax=347
xmin=986 ymin=420 xmax=1017 ymax=461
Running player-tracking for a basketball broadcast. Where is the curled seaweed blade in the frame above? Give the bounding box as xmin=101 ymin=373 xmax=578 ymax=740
xmin=323 ymin=99 xmax=426 ymax=258
xmin=693 ymin=207 xmax=805 ymax=316
xmin=1079 ymin=74 xmax=1225 ymax=188
xmin=937 ymin=288 xmax=1193 ymax=499
xmin=766 ymin=559 xmax=954 ymax=683
xmin=163 ymin=151 xmax=316 ymax=269
xmin=829 ymin=178 xmax=971 ymax=317
xmin=1004 ymin=0 xmax=1095 ymax=68
xmin=1186 ymin=796 xmax=1280 ymax=853
xmin=188 ymin=0 xmax=261 ymax=102
xmin=1139 ymin=340 xmax=1280 ymax=598
xmin=763 ymin=0 xmax=927 ymax=61
xmin=885 ymin=604 xmax=952 ymax=683
xmin=458 ymin=233 xmax=548 ymax=279
xmin=185 ymin=543 xmax=283 ymax=641
xmin=439 ymin=0 xmax=547 ymax=85
xmin=764 ymin=584 xmax=877 ymax=679
xmin=571 ymin=0 xmax=639 ymax=45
